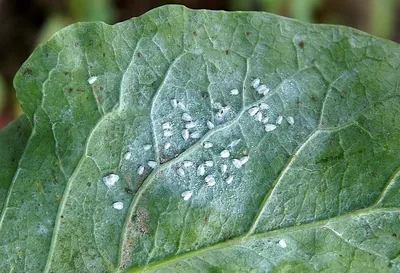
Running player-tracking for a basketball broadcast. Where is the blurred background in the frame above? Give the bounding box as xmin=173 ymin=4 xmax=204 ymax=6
xmin=1 ymin=0 xmax=399 ymax=129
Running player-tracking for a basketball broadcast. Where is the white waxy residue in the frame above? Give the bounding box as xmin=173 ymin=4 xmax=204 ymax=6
xmin=164 ymin=130 xmax=173 ymax=137
xmin=278 ymin=239 xmax=287 ymax=248
xmin=124 ymin=151 xmax=132 ymax=160
xmin=147 ymin=161 xmax=157 ymax=168
xmin=226 ymin=175 xmax=233 ymax=184
xmin=88 ymin=76 xmax=98 ymax=85
xmin=143 ymin=144 xmax=152 ymax=151
xmin=259 ymin=103 xmax=269 ymax=110
xmin=112 ymin=201 xmax=124 ymax=210
xmin=207 ymin=121 xmax=215 ymax=129
xmin=248 ymin=106 xmax=259 ymax=116
xmin=232 ymin=159 xmax=242 ymax=169
xmin=265 ymin=124 xmax=277 ymax=132
xmin=203 ymin=141 xmax=213 ymax=149
xmin=190 ymin=131 xmax=201 ymax=139
xmin=171 ymin=99 xmax=178 ymax=108
xmin=286 ymin=116 xmax=294 ymax=125
xmin=220 ymin=150 xmax=230 ymax=158
xmin=185 ymin=121 xmax=196 ymax=129
xmin=228 ymin=139 xmax=241 ymax=148
xmin=220 ymin=164 xmax=227 ymax=174
xmin=276 ymin=116 xmax=283 ymax=125
xmin=205 ymin=175 xmax=216 ymax=187
xmin=251 ymin=78 xmax=260 ymax=89
xmin=177 ymin=167 xmax=185 ymax=177
xmin=162 ymin=122 xmax=172 ymax=130
xmin=197 ymin=164 xmax=205 ymax=176
xmin=182 ymin=113 xmax=192 ymax=122
xmin=103 ymin=173 xmax=119 ymax=188
xmin=181 ymin=191 xmax=193 ymax=201
xmin=137 ymin=165 xmax=145 ymax=176
xmin=230 ymin=89 xmax=239 ymax=95
xmin=182 ymin=129 xmax=189 ymax=140
xmin=183 ymin=161 xmax=194 ymax=168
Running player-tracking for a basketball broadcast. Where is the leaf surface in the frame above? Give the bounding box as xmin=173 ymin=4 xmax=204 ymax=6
xmin=2 ymin=5 xmax=400 ymax=272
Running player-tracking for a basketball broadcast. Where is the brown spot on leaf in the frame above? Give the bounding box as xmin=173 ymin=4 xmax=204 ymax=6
xmin=204 ymin=216 xmax=209 ymax=224
xmin=124 ymin=188 xmax=133 ymax=195
xmin=193 ymin=31 xmax=198 ymax=36
xmin=135 ymin=207 xmax=150 ymax=235
xmin=77 ymin=88 xmax=84 ymax=93
xmin=299 ymin=40 xmax=305 ymax=48
xmin=74 ymin=42 xmax=79 ymax=47
xmin=340 ymin=92 xmax=346 ymax=98
xmin=393 ymin=233 xmax=398 ymax=238
xmin=311 ymin=95 xmax=317 ymax=101
xmin=225 ymin=49 xmax=230 ymax=55
xmin=137 ymin=52 xmax=142 ymax=57
xmin=372 ymin=172 xmax=377 ymax=177
xmin=97 ymin=96 xmax=103 ymax=104
xmin=23 ymin=67 xmax=32 ymax=75
xmin=246 ymin=31 xmax=252 ymax=36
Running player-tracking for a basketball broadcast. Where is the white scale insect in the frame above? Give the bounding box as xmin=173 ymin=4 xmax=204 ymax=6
xmin=251 ymin=78 xmax=260 ymax=89
xmin=256 ymin=85 xmax=269 ymax=95
xmin=124 ymin=151 xmax=132 ymax=160
xmin=197 ymin=164 xmax=205 ymax=176
xmin=255 ymin=111 xmax=263 ymax=122
xmin=265 ymin=124 xmax=277 ymax=132
xmin=164 ymin=130 xmax=173 ymax=137
xmin=262 ymin=117 xmax=270 ymax=124
xmin=278 ymin=239 xmax=287 ymax=248
xmin=204 ymin=160 xmax=214 ymax=167
xmin=230 ymin=89 xmax=239 ymax=95
xmin=177 ymin=167 xmax=185 ymax=177
xmin=162 ymin=122 xmax=172 ymax=130
xmin=220 ymin=150 xmax=230 ymax=158
xmin=185 ymin=121 xmax=196 ymax=129
xmin=248 ymin=106 xmax=259 ymax=117
xmin=147 ymin=161 xmax=157 ymax=168
xmin=207 ymin=121 xmax=215 ymax=129
xmin=183 ymin=161 xmax=194 ymax=168
xmin=88 ymin=76 xmax=97 ymax=85
xmin=220 ymin=164 xmax=227 ymax=174
xmin=228 ymin=139 xmax=241 ymax=148
xmin=143 ymin=144 xmax=152 ymax=151
xmin=181 ymin=191 xmax=193 ymax=201
xmin=137 ymin=165 xmax=145 ymax=176
xmin=190 ymin=131 xmax=201 ymax=139
xmin=112 ymin=201 xmax=124 ymax=210
xmin=103 ymin=173 xmax=119 ymax=188
xmin=225 ymin=175 xmax=233 ymax=184
xmin=203 ymin=141 xmax=213 ymax=149
xmin=205 ymin=175 xmax=216 ymax=187
xmin=182 ymin=129 xmax=189 ymax=140
xmin=182 ymin=113 xmax=192 ymax=122
xmin=286 ymin=116 xmax=294 ymax=125
xmin=171 ymin=99 xmax=178 ymax=108
xmin=259 ymin=103 xmax=269 ymax=110
xmin=164 ymin=142 xmax=171 ymax=150
xmin=276 ymin=116 xmax=283 ymax=125
xmin=177 ymin=101 xmax=186 ymax=110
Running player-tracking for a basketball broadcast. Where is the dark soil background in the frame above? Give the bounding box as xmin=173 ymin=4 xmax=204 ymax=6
xmin=1 ymin=0 xmax=399 ymax=128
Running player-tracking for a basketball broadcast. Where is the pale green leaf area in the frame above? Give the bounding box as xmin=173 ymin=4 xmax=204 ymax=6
xmin=1 ymin=4 xmax=399 ymax=272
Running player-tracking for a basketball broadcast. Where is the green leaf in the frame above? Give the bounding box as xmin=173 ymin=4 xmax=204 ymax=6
xmin=2 ymin=5 xmax=400 ymax=272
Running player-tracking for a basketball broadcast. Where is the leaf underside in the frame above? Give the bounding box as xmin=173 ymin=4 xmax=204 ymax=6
xmin=1 ymin=5 xmax=399 ymax=273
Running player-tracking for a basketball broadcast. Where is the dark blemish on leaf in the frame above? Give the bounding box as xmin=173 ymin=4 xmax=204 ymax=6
xmin=135 ymin=207 xmax=150 ymax=235
xmin=97 ymin=96 xmax=103 ymax=104
xmin=11 ymin=158 xmax=15 ymax=162
xmin=246 ymin=31 xmax=252 ymax=36
xmin=89 ymin=40 xmax=94 ymax=45
xmin=77 ymin=88 xmax=84 ymax=93
xmin=137 ymin=52 xmax=142 ymax=57
xmin=74 ymin=42 xmax=79 ymax=47
xmin=393 ymin=233 xmax=398 ymax=238
xmin=87 ymin=182 xmax=91 ymax=187
xmin=193 ymin=31 xmax=198 ymax=36
xmin=125 ymin=188 xmax=133 ymax=195
xmin=67 ymin=87 xmax=73 ymax=94
xmin=340 ymin=92 xmax=346 ymax=98
xmin=372 ymin=172 xmax=377 ymax=177
xmin=23 ymin=67 xmax=32 ymax=75
xmin=204 ymin=216 xmax=209 ymax=224
xmin=297 ymin=99 xmax=302 ymax=105
xmin=64 ymin=128 xmax=69 ymax=133
xmin=103 ymin=53 xmax=106 ymax=57
xmin=299 ymin=41 xmax=305 ymax=48
xmin=65 ymin=72 xmax=71 ymax=77
xmin=225 ymin=49 xmax=230 ymax=55
xmin=311 ymin=95 xmax=317 ymax=101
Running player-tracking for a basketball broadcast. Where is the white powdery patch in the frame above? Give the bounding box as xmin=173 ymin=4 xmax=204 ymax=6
xmin=230 ymin=89 xmax=239 ymax=95
xmin=182 ymin=113 xmax=192 ymax=122
xmin=220 ymin=150 xmax=230 ymax=158
xmin=143 ymin=144 xmax=152 ymax=151
xmin=124 ymin=151 xmax=132 ymax=160
xmin=137 ymin=166 xmax=145 ymax=176
xmin=286 ymin=116 xmax=294 ymax=125
xmin=205 ymin=175 xmax=216 ymax=187
xmin=177 ymin=167 xmax=185 ymax=177
xmin=278 ymin=239 xmax=287 ymax=248
xmin=112 ymin=201 xmax=124 ymax=210
xmin=226 ymin=175 xmax=233 ymax=184
xmin=228 ymin=139 xmax=241 ymax=149
xmin=248 ymin=106 xmax=259 ymax=117
xmin=103 ymin=173 xmax=119 ymax=188
xmin=88 ymin=76 xmax=98 ymax=85
xmin=181 ymin=191 xmax=193 ymax=201
xmin=197 ymin=164 xmax=205 ymax=176
xmin=251 ymin=78 xmax=260 ymax=89
xmin=203 ymin=141 xmax=213 ymax=149
xmin=276 ymin=116 xmax=283 ymax=125
xmin=207 ymin=121 xmax=215 ymax=129
xmin=265 ymin=124 xmax=277 ymax=132
xmin=147 ymin=161 xmax=157 ymax=169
